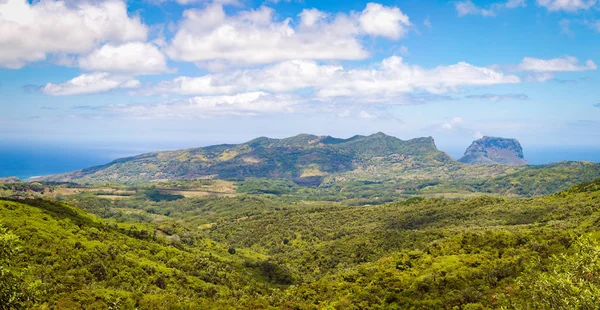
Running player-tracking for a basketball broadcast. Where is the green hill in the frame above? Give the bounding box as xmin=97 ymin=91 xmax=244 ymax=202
xmin=0 ymin=198 xmax=279 ymax=308
xmin=34 ymin=133 xmax=600 ymax=200
xmin=3 ymin=178 xmax=600 ymax=308
xmin=41 ymin=133 xmax=453 ymax=184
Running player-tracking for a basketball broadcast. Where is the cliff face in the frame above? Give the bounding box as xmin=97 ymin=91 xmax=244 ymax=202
xmin=459 ymin=136 xmax=528 ymax=166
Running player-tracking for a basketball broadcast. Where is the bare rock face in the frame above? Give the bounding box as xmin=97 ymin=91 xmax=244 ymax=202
xmin=459 ymin=136 xmax=528 ymax=166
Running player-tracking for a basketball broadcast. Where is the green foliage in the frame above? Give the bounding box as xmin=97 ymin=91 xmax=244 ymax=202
xmin=142 ymin=188 xmax=184 ymax=202
xmin=500 ymin=236 xmax=600 ymax=309
xmin=0 ymin=225 xmax=40 ymax=309
xmin=2 ymin=177 xmax=600 ymax=308
xmin=0 ymin=198 xmax=271 ymax=308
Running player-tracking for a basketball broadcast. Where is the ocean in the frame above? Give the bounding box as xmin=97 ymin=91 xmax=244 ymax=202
xmin=0 ymin=143 xmax=150 ymax=180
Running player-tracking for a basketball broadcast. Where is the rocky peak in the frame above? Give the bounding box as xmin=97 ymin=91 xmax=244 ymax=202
xmin=459 ymin=136 xmax=528 ymax=166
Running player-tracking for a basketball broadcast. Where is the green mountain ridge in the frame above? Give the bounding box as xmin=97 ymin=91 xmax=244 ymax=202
xmin=35 ymin=133 xmax=600 ymax=199
xmin=41 ymin=133 xmax=452 ymax=184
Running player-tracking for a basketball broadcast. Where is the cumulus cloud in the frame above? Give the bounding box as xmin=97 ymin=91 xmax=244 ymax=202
xmin=165 ymin=3 xmax=411 ymax=67
xmin=466 ymin=93 xmax=529 ymax=101
xmin=42 ymin=73 xmax=140 ymax=96
xmin=315 ymin=57 xmax=520 ymax=100
xmin=537 ymin=0 xmax=597 ymax=12
xmin=358 ymin=3 xmax=411 ymax=39
xmin=112 ymin=92 xmax=297 ymax=118
xmin=518 ymin=56 xmax=597 ymax=72
xmin=455 ymin=0 xmax=525 ymax=17
xmin=146 ymin=57 xmax=520 ymax=102
xmin=0 ymin=0 xmax=148 ymax=69
xmin=78 ymin=42 xmax=171 ymax=75
xmin=149 ymin=60 xmax=343 ymax=95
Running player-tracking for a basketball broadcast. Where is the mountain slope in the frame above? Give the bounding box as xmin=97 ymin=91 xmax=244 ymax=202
xmin=0 ymin=198 xmax=278 ymax=308
xmin=471 ymin=161 xmax=600 ymax=196
xmin=459 ymin=136 xmax=528 ymax=166
xmin=42 ymin=133 xmax=453 ymax=184
xmin=4 ymin=179 xmax=600 ymax=308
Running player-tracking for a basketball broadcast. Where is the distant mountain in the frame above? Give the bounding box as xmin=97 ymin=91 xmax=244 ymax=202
xmin=0 ymin=176 xmax=20 ymax=183
xmin=459 ymin=136 xmax=528 ymax=166
xmin=42 ymin=133 xmax=454 ymax=184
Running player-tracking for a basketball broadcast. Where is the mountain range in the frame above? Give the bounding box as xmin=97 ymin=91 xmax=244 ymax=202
xmin=42 ymin=133 xmax=453 ymax=184
xmin=36 ymin=133 xmax=600 ymax=197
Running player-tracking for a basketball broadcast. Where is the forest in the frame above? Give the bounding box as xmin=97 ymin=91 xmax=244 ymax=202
xmin=1 ymin=177 xmax=600 ymax=309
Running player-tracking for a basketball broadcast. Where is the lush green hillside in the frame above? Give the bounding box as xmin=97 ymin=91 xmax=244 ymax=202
xmin=471 ymin=161 xmax=600 ymax=196
xmin=36 ymin=133 xmax=600 ymax=200
xmin=2 ymin=179 xmax=600 ymax=308
xmin=0 ymin=198 xmax=281 ymax=309
xmin=40 ymin=133 xmax=453 ymax=184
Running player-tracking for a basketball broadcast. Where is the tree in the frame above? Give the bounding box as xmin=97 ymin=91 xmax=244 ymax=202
xmin=502 ymin=236 xmax=600 ymax=309
xmin=0 ymin=225 xmax=37 ymax=309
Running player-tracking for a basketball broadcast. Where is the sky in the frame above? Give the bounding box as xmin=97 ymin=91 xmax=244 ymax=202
xmin=1 ymin=0 xmax=600 ymax=158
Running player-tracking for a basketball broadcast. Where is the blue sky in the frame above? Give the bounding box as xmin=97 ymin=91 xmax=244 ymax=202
xmin=1 ymin=0 xmax=599 ymax=157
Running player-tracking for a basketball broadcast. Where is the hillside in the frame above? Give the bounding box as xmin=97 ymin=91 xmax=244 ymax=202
xmin=2 ymin=179 xmax=600 ymax=308
xmin=42 ymin=133 xmax=453 ymax=184
xmin=459 ymin=136 xmax=528 ymax=166
xmin=32 ymin=133 xmax=600 ymax=199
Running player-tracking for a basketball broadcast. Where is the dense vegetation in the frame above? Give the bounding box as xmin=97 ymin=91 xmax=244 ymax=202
xmin=1 ymin=177 xmax=600 ymax=308
xmin=40 ymin=133 xmax=453 ymax=184
xmin=33 ymin=132 xmax=600 ymax=202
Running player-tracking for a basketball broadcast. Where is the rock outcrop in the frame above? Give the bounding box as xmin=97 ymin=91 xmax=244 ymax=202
xmin=459 ymin=136 xmax=528 ymax=166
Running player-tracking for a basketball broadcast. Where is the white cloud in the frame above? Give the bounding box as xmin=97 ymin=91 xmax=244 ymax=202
xmin=524 ymin=72 xmax=556 ymax=82
xmin=474 ymin=131 xmax=484 ymax=139
xmin=0 ymin=0 xmax=148 ymax=69
xmin=42 ymin=72 xmax=140 ymax=96
xmin=455 ymin=0 xmax=525 ymax=17
xmin=537 ymin=0 xmax=597 ymax=11
xmin=466 ymin=93 xmax=529 ymax=101
xmin=423 ymin=16 xmax=432 ymax=28
xmin=359 ymin=110 xmax=377 ymax=119
xmin=518 ymin=56 xmax=597 ymax=72
xmin=150 ymin=60 xmax=343 ymax=95
xmin=78 ymin=42 xmax=170 ymax=75
xmin=559 ymin=19 xmax=573 ymax=35
xmin=505 ymin=0 xmax=527 ymax=8
xmin=299 ymin=8 xmax=328 ymax=27
xmin=113 ymin=92 xmax=297 ymax=118
xmin=358 ymin=2 xmax=411 ymax=39
xmin=455 ymin=1 xmax=494 ymax=17
xmin=148 ymin=57 xmax=520 ymax=102
xmin=585 ymin=20 xmax=600 ymax=32
xmin=315 ymin=56 xmax=520 ymax=101
xmin=165 ymin=3 xmax=411 ymax=67
xmin=442 ymin=117 xmax=464 ymax=130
